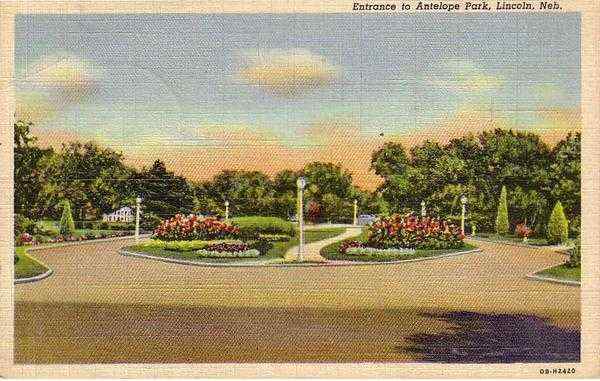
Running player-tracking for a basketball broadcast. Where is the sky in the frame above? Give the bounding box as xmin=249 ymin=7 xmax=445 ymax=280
xmin=15 ymin=12 xmax=581 ymax=189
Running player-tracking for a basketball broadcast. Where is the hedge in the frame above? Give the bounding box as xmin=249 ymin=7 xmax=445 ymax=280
xmin=231 ymin=216 xmax=296 ymax=238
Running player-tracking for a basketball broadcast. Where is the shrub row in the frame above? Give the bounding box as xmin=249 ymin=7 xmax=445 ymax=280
xmin=231 ymin=216 xmax=296 ymax=238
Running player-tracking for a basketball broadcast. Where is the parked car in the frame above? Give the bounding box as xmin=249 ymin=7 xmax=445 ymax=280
xmin=357 ymin=214 xmax=377 ymax=226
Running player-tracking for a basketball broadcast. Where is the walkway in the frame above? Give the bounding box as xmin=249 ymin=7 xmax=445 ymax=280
xmin=283 ymin=226 xmax=362 ymax=262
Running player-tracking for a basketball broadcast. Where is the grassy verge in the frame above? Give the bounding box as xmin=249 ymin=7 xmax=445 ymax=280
xmin=473 ymin=233 xmax=550 ymax=246
xmin=320 ymin=230 xmax=477 ymax=262
xmin=125 ymin=227 xmax=347 ymax=264
xmin=537 ymin=264 xmax=581 ymax=282
xmin=14 ymin=246 xmax=49 ymax=279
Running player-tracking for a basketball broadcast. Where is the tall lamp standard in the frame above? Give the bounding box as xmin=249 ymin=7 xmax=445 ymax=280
xmin=296 ymin=177 xmax=306 ymax=262
xmin=421 ymin=200 xmax=426 ymax=217
xmin=135 ymin=196 xmax=142 ymax=243
xmin=353 ymin=199 xmax=358 ymax=226
xmin=224 ymin=200 xmax=230 ymax=222
xmin=460 ymin=195 xmax=468 ymax=236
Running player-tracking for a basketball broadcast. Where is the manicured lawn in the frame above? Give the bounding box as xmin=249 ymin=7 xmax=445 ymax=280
xmin=320 ymin=230 xmax=477 ymax=262
xmin=473 ymin=233 xmax=550 ymax=246
xmin=14 ymin=246 xmax=49 ymax=279
xmin=538 ymin=264 xmax=581 ymax=282
xmin=126 ymin=227 xmax=346 ymax=264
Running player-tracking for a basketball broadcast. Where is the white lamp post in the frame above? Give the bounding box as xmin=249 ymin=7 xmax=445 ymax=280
xmin=460 ymin=195 xmax=468 ymax=235
xmin=135 ymin=196 xmax=142 ymax=243
xmin=296 ymin=177 xmax=306 ymax=261
xmin=224 ymin=200 xmax=229 ymax=222
xmin=353 ymin=199 xmax=358 ymax=226
xmin=421 ymin=200 xmax=426 ymax=217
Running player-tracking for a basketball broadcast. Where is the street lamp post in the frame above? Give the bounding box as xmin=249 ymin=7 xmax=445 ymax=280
xmin=353 ymin=199 xmax=358 ymax=226
xmin=296 ymin=177 xmax=306 ymax=261
xmin=224 ymin=200 xmax=229 ymax=222
xmin=421 ymin=200 xmax=426 ymax=217
xmin=135 ymin=196 xmax=142 ymax=243
xmin=460 ymin=195 xmax=468 ymax=236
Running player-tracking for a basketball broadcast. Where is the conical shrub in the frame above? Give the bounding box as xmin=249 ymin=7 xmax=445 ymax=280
xmin=59 ymin=200 xmax=76 ymax=236
xmin=495 ymin=185 xmax=509 ymax=235
xmin=546 ymin=201 xmax=569 ymax=244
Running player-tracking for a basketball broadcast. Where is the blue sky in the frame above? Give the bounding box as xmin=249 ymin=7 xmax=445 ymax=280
xmin=14 ymin=12 xmax=581 ymax=186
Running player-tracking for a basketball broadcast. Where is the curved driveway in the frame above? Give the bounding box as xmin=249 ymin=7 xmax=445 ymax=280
xmin=15 ymin=236 xmax=580 ymax=363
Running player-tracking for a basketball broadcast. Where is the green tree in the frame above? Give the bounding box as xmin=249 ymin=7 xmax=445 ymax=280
xmin=50 ymin=141 xmax=131 ymax=220
xmin=546 ymin=201 xmax=569 ymax=244
xmin=370 ymin=142 xmax=409 ymax=178
xmin=129 ymin=160 xmax=194 ymax=219
xmin=59 ymin=200 xmax=76 ymax=236
xmin=14 ymin=120 xmax=54 ymax=218
xmin=495 ymin=185 xmax=509 ymax=234
xmin=547 ymin=133 xmax=580 ymax=224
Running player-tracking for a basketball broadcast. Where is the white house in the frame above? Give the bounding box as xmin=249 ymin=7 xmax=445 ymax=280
xmin=102 ymin=206 xmax=134 ymax=223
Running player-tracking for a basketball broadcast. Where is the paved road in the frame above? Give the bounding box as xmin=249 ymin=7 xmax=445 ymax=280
xmin=15 ymin=237 xmax=580 ymax=363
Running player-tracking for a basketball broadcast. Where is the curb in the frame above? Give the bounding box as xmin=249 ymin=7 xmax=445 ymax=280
xmin=26 ymin=234 xmax=151 ymax=252
xmin=324 ymin=248 xmax=482 ymax=266
xmin=120 ymin=249 xmax=286 ymax=267
xmin=120 ymin=247 xmax=482 ymax=268
xmin=14 ymin=269 xmax=53 ymax=284
xmin=526 ymin=265 xmax=581 ymax=287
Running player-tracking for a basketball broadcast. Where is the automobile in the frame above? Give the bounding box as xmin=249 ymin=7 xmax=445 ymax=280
xmin=357 ymin=214 xmax=377 ymax=226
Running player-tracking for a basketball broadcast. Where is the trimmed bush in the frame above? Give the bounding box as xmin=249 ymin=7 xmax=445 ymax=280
xmin=59 ymin=201 xmax=76 ymax=236
xmin=231 ymin=216 xmax=296 ymax=239
xmin=546 ymin=201 xmax=569 ymax=244
xmin=258 ymin=233 xmax=291 ymax=242
xmin=247 ymin=238 xmax=274 ymax=256
xmin=567 ymin=237 xmax=581 ymax=268
xmin=15 ymin=214 xmax=36 ymax=234
xmin=495 ymin=185 xmax=509 ymax=235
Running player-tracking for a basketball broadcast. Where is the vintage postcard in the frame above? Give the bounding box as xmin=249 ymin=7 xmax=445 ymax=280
xmin=0 ymin=0 xmax=598 ymax=378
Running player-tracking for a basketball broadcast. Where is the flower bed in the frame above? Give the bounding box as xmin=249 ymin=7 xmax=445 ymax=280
xmin=154 ymin=214 xmax=239 ymax=241
xmin=345 ymin=246 xmax=416 ymax=259
xmin=367 ymin=214 xmax=464 ymax=250
xmin=16 ymin=230 xmax=131 ymax=246
xmin=195 ymin=248 xmax=259 ymax=258
xmin=139 ymin=239 xmax=236 ymax=252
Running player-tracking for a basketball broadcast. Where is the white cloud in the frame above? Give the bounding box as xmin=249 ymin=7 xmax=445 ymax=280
xmin=238 ymin=49 xmax=341 ymax=97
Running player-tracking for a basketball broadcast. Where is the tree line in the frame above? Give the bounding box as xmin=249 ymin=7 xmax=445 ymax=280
xmin=15 ymin=120 xmax=580 ymax=235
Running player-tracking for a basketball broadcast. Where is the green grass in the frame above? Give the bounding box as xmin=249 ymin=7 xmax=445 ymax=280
xmin=14 ymin=246 xmax=49 ymax=279
xmin=538 ymin=264 xmax=581 ymax=282
xmin=319 ymin=230 xmax=477 ymax=262
xmin=473 ymin=233 xmax=550 ymax=246
xmin=126 ymin=227 xmax=347 ymax=264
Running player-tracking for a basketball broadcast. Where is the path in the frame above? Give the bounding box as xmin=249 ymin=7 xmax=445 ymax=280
xmin=14 ymin=237 xmax=580 ymax=363
xmin=283 ymin=226 xmax=362 ymax=262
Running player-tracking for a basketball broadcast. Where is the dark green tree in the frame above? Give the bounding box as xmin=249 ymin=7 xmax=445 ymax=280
xmin=129 ymin=160 xmax=195 ymax=219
